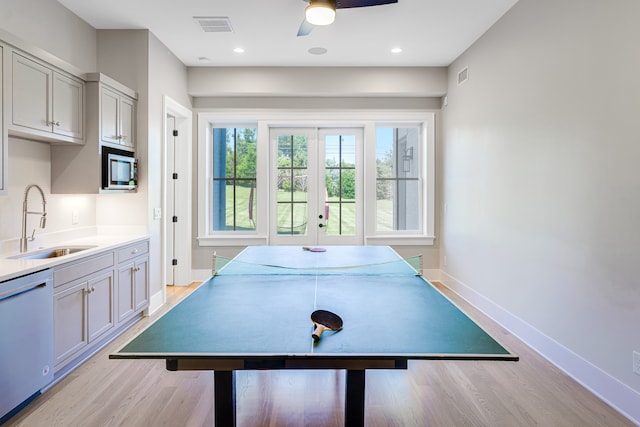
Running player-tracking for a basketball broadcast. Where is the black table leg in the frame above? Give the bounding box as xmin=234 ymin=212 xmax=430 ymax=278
xmin=345 ymin=369 xmax=365 ymax=427
xmin=214 ymin=370 xmax=236 ymax=427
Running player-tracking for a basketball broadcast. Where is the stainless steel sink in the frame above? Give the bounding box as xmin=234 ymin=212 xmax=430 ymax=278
xmin=8 ymin=245 xmax=97 ymax=260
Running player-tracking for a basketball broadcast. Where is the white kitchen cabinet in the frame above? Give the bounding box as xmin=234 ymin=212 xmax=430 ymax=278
xmin=50 ymin=73 xmax=137 ymax=193
xmin=51 ymin=238 xmax=150 ymax=376
xmin=53 ymin=271 xmax=115 ymax=368
xmin=53 ymin=252 xmax=115 ymax=371
xmin=10 ymin=52 xmax=84 ymax=144
xmin=99 ymin=85 xmax=135 ymax=150
xmin=116 ymin=241 xmax=149 ymax=324
xmin=87 ymin=73 xmax=137 ymax=151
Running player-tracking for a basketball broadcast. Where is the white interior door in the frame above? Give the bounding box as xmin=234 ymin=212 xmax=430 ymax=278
xmin=269 ymin=127 xmax=363 ymax=246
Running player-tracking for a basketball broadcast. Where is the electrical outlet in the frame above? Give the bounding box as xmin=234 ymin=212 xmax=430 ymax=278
xmin=633 ymin=351 xmax=640 ymax=375
xmin=443 ymin=256 xmax=448 ymax=267
xmin=71 ymin=209 xmax=79 ymax=225
xmin=153 ymin=207 xmax=162 ymax=220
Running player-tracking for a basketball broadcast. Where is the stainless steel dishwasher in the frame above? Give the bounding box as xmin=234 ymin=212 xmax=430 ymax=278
xmin=0 ymin=269 xmax=54 ymax=422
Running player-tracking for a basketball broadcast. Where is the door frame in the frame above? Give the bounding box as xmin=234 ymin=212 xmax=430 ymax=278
xmin=162 ymin=96 xmax=192 ymax=291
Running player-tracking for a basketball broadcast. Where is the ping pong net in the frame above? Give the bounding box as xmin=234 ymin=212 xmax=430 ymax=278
xmin=211 ymin=253 xmax=423 ymax=277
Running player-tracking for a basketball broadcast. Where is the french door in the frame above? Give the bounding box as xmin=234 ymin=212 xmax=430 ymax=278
xmin=270 ymin=127 xmax=363 ymax=246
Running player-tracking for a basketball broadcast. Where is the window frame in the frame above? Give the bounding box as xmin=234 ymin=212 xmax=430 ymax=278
xmin=197 ymin=111 xmax=435 ymax=247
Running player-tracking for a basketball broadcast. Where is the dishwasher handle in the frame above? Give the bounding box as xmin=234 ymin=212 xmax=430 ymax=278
xmin=0 ymin=282 xmax=46 ymax=302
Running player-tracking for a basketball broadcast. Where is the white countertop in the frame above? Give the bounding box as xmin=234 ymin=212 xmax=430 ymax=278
xmin=0 ymin=233 xmax=149 ymax=283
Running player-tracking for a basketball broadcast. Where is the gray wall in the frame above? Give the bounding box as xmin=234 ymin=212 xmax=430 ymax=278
xmin=95 ymin=29 xmax=190 ymax=300
xmin=441 ymin=0 xmax=640 ymax=421
xmin=188 ymin=67 xmax=447 ymax=97
xmin=0 ymin=0 xmax=96 ymax=72
xmin=0 ymin=0 xmax=98 ymax=246
xmin=188 ymin=65 xmax=448 ymax=272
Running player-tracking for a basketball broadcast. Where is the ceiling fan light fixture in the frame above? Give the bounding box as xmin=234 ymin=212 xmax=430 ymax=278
xmin=305 ymin=0 xmax=336 ymax=26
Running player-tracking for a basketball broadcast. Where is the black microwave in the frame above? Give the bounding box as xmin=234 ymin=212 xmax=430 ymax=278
xmin=102 ymin=147 xmax=138 ymax=190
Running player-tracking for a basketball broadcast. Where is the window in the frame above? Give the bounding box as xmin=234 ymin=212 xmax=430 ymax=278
xmin=375 ymin=127 xmax=420 ymax=232
xmin=211 ymin=127 xmax=257 ymax=232
xmin=197 ymin=112 xmax=435 ymax=247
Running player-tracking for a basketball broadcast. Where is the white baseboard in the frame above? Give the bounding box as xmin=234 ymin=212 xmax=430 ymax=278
xmin=439 ymin=270 xmax=640 ymax=426
xmin=422 ymin=269 xmax=441 ymax=282
xmin=192 ymin=269 xmax=213 ymax=283
xmin=148 ymin=290 xmax=165 ymax=316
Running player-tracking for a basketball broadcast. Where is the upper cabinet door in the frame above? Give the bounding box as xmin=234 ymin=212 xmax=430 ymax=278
xmin=100 ymin=86 xmax=120 ymax=145
xmin=12 ymin=53 xmax=52 ymax=133
xmin=52 ymin=73 xmax=84 ymax=140
xmin=118 ymin=95 xmax=135 ymax=149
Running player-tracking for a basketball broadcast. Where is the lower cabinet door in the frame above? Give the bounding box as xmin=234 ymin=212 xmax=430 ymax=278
xmin=54 ymin=282 xmax=87 ymax=367
xmin=133 ymin=256 xmax=149 ymax=311
xmin=87 ymin=271 xmax=115 ymax=342
xmin=118 ymin=256 xmax=149 ymax=323
xmin=117 ymin=262 xmax=135 ymax=323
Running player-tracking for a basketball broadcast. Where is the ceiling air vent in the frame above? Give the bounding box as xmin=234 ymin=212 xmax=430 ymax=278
xmin=457 ymin=66 xmax=469 ymax=86
xmin=194 ymin=16 xmax=233 ymax=33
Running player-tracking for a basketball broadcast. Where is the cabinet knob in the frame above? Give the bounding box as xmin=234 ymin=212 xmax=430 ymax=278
xmin=131 ymin=248 xmax=138 ymax=254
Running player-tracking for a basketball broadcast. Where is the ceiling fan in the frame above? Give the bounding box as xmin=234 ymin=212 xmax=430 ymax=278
xmin=297 ymin=0 xmax=399 ymax=36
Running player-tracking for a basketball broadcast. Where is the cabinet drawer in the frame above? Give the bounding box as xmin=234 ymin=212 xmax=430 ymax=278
xmin=117 ymin=241 xmax=149 ymax=264
xmin=54 ymin=252 xmax=114 ymax=287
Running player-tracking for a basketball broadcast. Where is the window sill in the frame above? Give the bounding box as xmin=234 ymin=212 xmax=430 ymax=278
xmin=197 ymin=235 xmax=269 ymax=247
xmin=365 ymin=235 xmax=435 ymax=246
xmin=198 ymin=235 xmax=434 ymax=247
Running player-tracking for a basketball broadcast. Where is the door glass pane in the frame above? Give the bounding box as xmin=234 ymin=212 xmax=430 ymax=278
xmin=376 ymin=127 xmax=420 ymax=231
xmin=324 ymin=134 xmax=356 ymax=236
xmin=277 ymin=135 xmax=308 ymax=235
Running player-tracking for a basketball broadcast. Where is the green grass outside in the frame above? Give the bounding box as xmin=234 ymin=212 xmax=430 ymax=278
xmin=223 ymin=185 xmax=394 ymax=234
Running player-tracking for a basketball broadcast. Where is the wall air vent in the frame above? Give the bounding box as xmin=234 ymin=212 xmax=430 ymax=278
xmin=457 ymin=66 xmax=469 ymax=86
xmin=194 ymin=16 xmax=233 ymax=33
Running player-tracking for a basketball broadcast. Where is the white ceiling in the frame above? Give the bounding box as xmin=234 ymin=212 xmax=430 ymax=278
xmin=56 ymin=0 xmax=519 ymax=67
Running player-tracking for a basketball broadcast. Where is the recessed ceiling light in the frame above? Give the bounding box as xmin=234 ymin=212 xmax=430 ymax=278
xmin=308 ymin=47 xmax=328 ymax=55
xmin=391 ymin=47 xmax=403 ymax=54
xmin=233 ymin=47 xmax=245 ymax=54
xmin=198 ymin=56 xmax=211 ymax=63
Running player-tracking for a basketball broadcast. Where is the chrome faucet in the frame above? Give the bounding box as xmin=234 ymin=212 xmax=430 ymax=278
xmin=20 ymin=184 xmax=47 ymax=253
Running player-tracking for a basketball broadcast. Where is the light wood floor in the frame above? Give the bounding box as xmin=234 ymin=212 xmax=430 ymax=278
xmin=5 ymin=282 xmax=635 ymax=427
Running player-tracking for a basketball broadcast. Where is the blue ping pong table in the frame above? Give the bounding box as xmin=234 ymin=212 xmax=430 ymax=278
xmin=111 ymin=246 xmax=517 ymax=426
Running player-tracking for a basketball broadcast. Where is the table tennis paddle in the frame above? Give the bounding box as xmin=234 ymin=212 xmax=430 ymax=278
xmin=311 ymin=309 xmax=343 ymax=341
xmin=302 ymin=246 xmax=326 ymax=252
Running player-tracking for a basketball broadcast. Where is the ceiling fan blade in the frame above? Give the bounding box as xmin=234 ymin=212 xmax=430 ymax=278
xmin=336 ymin=0 xmax=397 ymax=8
xmin=297 ymin=18 xmax=315 ymax=36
